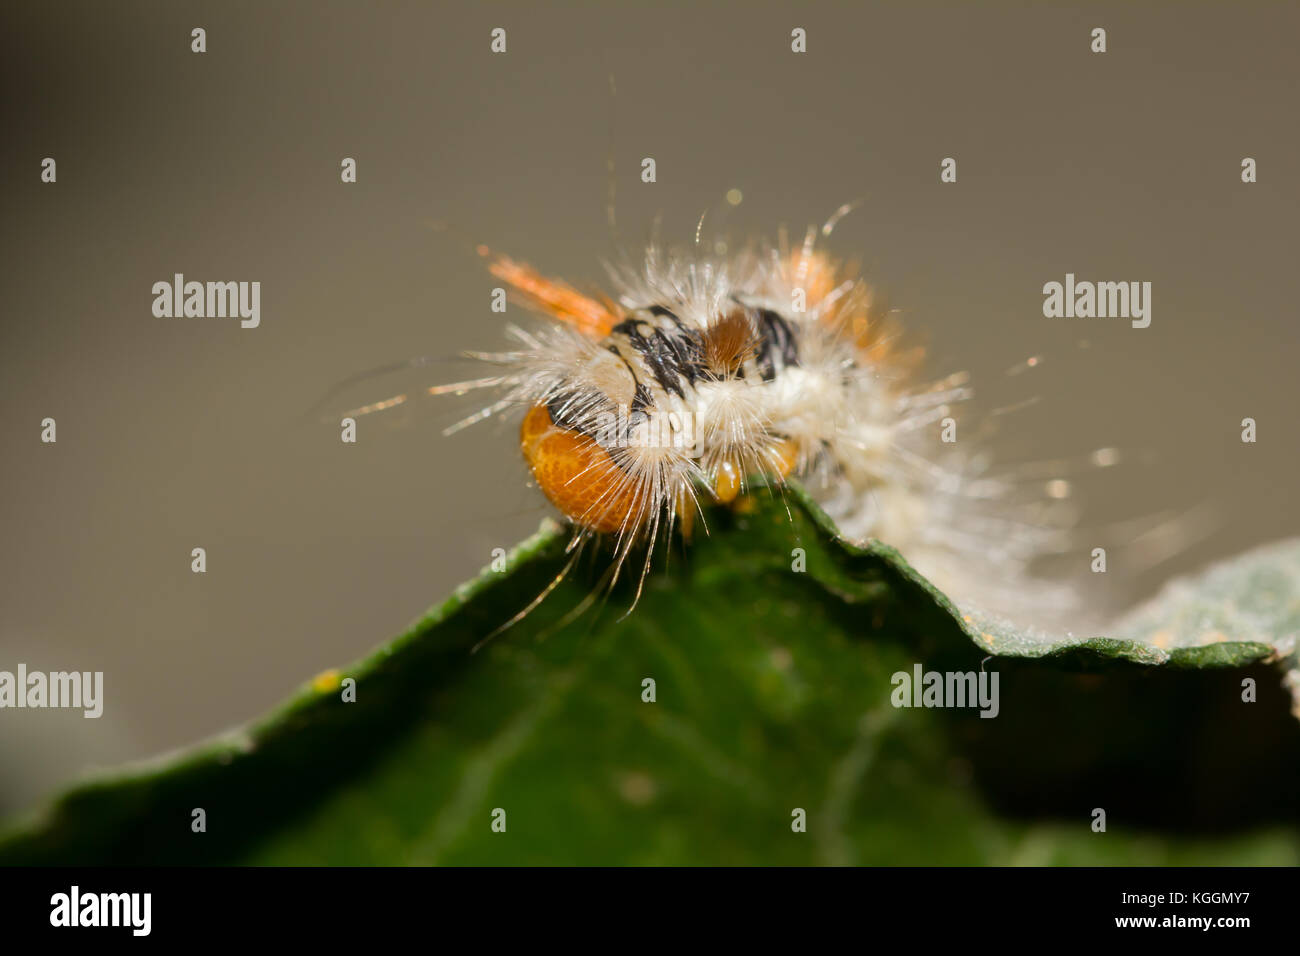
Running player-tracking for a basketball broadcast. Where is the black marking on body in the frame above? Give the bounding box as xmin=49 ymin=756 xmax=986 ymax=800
xmin=601 ymin=302 xmax=804 ymax=394
xmin=753 ymin=308 xmax=799 ymax=382
xmin=578 ymin=300 xmax=805 ymax=443
xmin=546 ymin=371 xmax=649 ymax=455
xmin=545 ymin=389 xmax=592 ymax=435
xmin=608 ymin=309 xmax=705 ymax=400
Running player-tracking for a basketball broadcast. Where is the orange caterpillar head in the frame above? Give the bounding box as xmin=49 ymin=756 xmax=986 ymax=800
xmin=519 ymin=404 xmax=641 ymax=535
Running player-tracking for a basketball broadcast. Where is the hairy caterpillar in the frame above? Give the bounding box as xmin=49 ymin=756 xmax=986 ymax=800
xmin=341 ymin=207 xmax=1080 ymax=626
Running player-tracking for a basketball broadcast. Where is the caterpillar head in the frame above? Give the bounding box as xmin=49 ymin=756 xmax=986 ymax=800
xmin=519 ymin=403 xmax=642 ymax=534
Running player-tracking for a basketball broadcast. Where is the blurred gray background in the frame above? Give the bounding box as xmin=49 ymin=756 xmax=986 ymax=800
xmin=2 ymin=1 xmax=1297 ymax=815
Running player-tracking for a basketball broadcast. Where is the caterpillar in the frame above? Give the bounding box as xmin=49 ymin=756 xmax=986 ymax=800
xmin=339 ymin=207 xmax=1078 ymax=626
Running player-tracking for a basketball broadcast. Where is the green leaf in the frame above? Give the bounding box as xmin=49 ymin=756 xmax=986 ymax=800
xmin=2 ymin=485 xmax=1298 ymax=865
